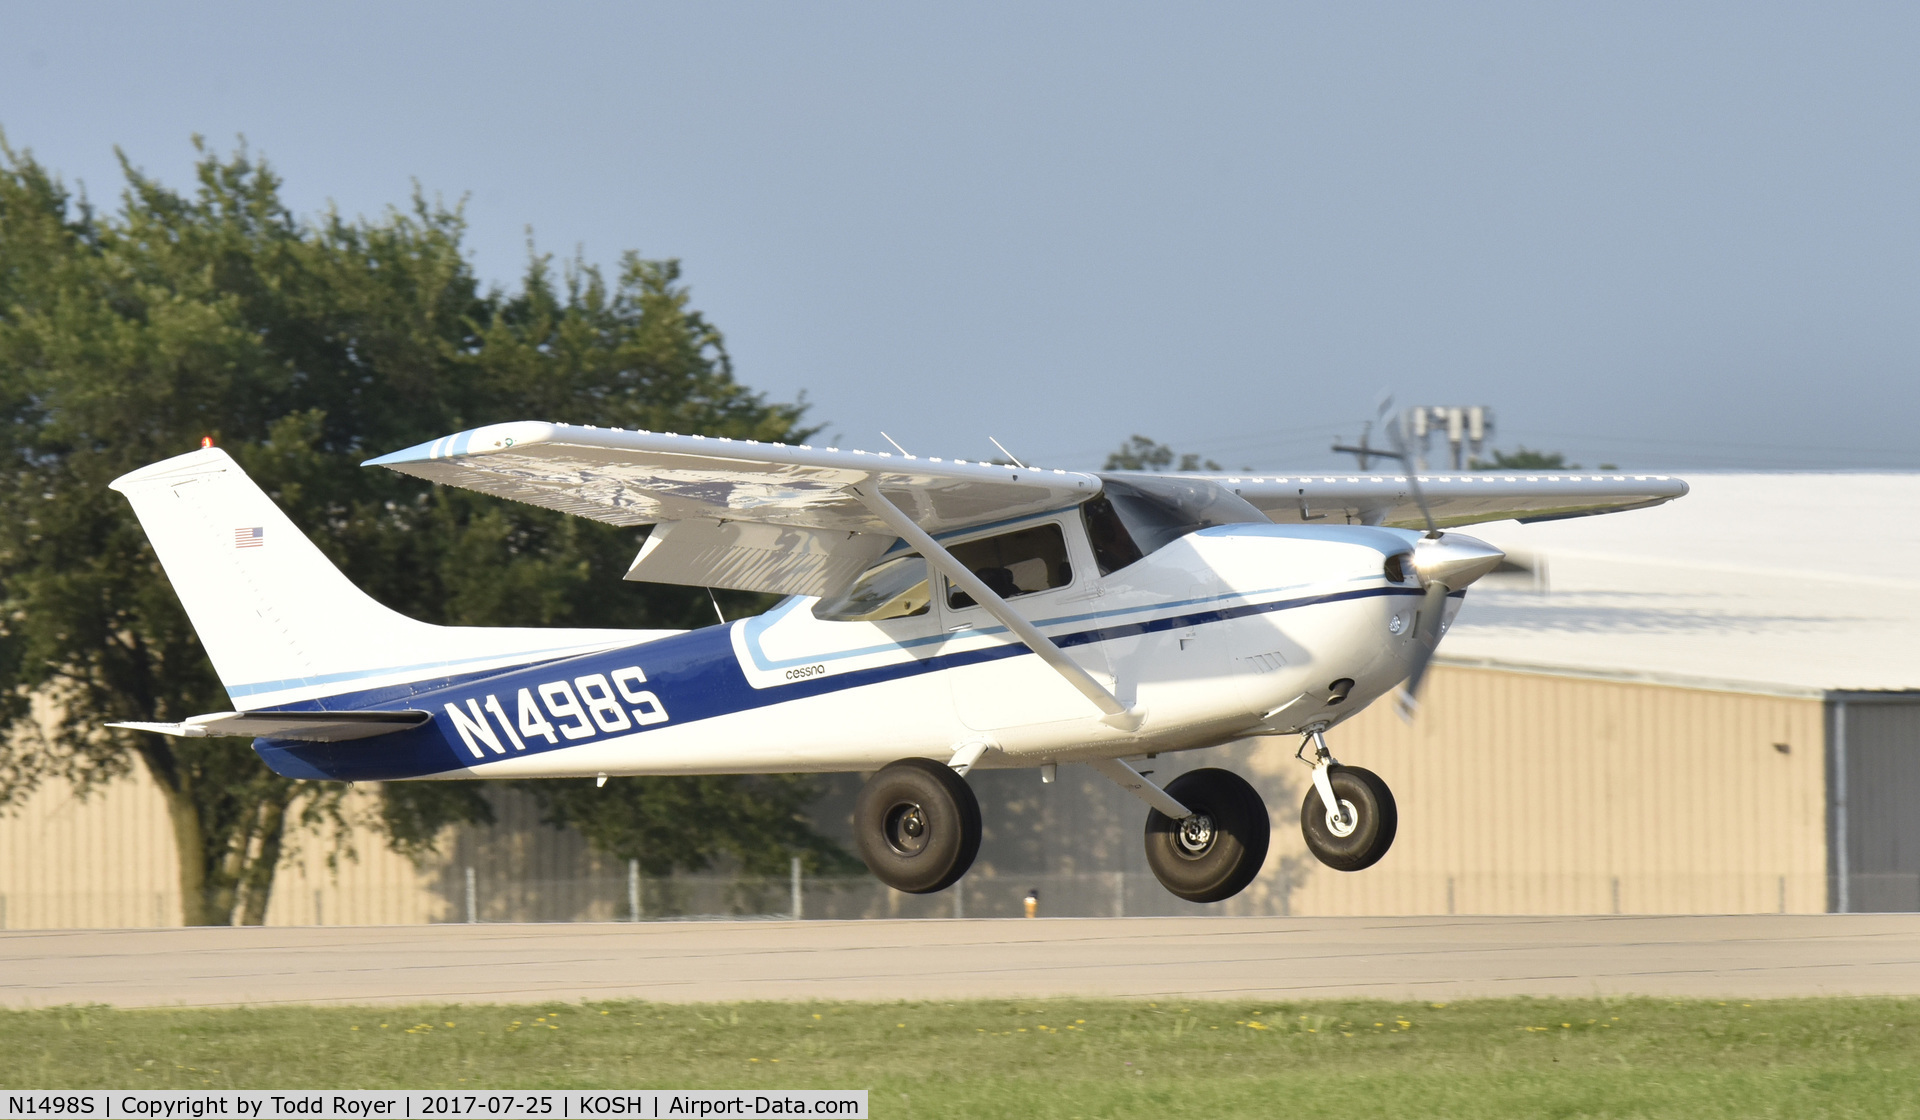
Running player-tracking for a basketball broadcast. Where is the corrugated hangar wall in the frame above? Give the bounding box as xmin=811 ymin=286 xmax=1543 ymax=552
xmin=1256 ymin=665 xmax=1829 ymax=916
xmin=0 ymin=665 xmax=1865 ymax=926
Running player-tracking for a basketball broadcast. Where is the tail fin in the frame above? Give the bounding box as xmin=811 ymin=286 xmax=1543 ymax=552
xmin=111 ymin=448 xmax=658 ymax=710
xmin=111 ymin=448 xmax=447 ymax=703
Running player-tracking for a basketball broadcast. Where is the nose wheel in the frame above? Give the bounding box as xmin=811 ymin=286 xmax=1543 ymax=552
xmin=855 ymin=758 xmax=982 ymax=893
xmin=1297 ymin=730 xmax=1397 ymax=871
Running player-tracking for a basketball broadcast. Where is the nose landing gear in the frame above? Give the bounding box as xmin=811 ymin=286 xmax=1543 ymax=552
xmin=1297 ymin=728 xmax=1397 ymax=871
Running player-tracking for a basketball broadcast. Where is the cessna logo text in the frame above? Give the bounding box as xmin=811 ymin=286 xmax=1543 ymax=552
xmin=444 ymin=667 xmax=668 ymax=758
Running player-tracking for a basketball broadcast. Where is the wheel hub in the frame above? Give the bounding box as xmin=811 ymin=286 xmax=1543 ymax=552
xmin=883 ymin=801 xmax=929 ymax=856
xmin=1176 ymin=813 xmax=1216 ymax=856
xmin=1325 ymin=798 xmax=1359 ymax=838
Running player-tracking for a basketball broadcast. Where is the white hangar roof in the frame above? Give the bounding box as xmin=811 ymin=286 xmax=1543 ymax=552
xmin=1438 ymin=473 xmax=1920 ymax=697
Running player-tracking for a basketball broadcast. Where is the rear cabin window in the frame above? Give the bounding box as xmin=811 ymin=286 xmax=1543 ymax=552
xmin=812 ymin=554 xmax=930 ymax=621
xmin=945 ymin=523 xmax=1073 ymax=609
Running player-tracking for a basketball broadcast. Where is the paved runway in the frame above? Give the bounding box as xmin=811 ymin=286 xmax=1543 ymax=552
xmin=5 ymin=915 xmax=1920 ymax=1008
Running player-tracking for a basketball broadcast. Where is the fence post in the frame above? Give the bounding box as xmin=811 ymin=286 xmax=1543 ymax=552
xmin=629 ymin=859 xmax=642 ymax=922
xmin=465 ymin=866 xmax=477 ymax=923
xmin=790 ymin=856 xmax=803 ymax=920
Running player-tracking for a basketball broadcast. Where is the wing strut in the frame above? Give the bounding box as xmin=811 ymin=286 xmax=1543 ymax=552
xmin=847 ymin=480 xmax=1144 ymax=732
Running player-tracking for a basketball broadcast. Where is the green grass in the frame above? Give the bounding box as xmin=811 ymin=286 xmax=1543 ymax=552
xmin=5 ymin=998 xmax=1919 ymax=1118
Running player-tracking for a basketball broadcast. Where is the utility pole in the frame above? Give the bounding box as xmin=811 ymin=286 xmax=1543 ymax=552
xmin=1334 ymin=406 xmax=1492 ymax=471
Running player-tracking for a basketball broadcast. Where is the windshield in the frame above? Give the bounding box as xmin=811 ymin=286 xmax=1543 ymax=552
xmin=1086 ymin=474 xmax=1267 ymax=568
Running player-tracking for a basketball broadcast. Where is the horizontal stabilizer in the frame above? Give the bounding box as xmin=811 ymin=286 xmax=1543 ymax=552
xmin=108 ymin=709 xmax=432 ymax=743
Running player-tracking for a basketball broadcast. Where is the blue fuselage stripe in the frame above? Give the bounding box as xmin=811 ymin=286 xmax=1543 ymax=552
xmin=253 ymin=583 xmax=1425 ymax=782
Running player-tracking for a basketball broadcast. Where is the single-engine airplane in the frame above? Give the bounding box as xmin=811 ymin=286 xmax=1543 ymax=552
xmin=109 ymin=423 xmax=1685 ymax=902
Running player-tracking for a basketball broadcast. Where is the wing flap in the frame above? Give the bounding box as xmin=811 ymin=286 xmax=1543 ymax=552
xmin=1220 ymin=474 xmax=1688 ymax=529
xmin=625 ymin=520 xmax=896 ymax=596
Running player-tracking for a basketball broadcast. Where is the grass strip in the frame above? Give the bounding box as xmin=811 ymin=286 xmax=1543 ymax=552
xmin=4 ymin=997 xmax=1919 ymax=1118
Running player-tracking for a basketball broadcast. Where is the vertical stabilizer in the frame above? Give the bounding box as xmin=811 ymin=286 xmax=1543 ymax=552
xmin=110 ymin=448 xmax=444 ymax=701
xmin=110 ymin=448 xmax=664 ymax=710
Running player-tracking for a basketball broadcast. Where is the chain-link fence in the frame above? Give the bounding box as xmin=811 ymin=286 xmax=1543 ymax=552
xmin=0 ymin=867 xmax=1849 ymax=928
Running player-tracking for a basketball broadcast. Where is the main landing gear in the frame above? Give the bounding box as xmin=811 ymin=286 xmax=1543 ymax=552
xmin=1142 ymin=769 xmax=1271 ymax=902
xmin=851 ymin=732 xmax=1398 ymax=901
xmin=854 ymin=758 xmax=982 ymax=893
xmin=1297 ymin=727 xmax=1397 ymax=872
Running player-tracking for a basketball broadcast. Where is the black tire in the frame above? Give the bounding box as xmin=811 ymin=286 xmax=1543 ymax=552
xmin=854 ymin=758 xmax=982 ymax=894
xmin=1299 ymin=765 xmax=1397 ymax=872
xmin=1143 ymin=768 xmax=1271 ymax=903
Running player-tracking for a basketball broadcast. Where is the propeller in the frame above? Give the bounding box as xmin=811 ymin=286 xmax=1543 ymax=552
xmin=1375 ymin=397 xmax=1504 ymax=720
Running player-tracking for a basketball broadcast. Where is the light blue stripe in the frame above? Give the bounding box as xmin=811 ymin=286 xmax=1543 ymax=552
xmin=224 ymin=641 xmax=636 ymax=699
xmin=738 ymin=573 xmax=1386 ymax=673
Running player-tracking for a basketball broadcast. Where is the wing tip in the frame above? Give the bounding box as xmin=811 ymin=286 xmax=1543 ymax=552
xmin=364 ymin=422 xmax=560 ymax=469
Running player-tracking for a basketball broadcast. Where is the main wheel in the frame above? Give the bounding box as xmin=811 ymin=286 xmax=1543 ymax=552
xmin=854 ymin=758 xmax=982 ymax=894
xmin=1143 ymin=768 xmax=1271 ymax=903
xmin=1300 ymin=765 xmax=1397 ymax=872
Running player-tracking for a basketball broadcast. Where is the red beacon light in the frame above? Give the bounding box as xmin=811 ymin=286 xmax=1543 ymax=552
xmin=200 ymin=436 xmax=214 ymax=449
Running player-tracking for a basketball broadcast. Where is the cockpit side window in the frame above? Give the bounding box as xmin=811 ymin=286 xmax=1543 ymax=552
xmin=944 ymin=522 xmax=1073 ymax=609
xmin=812 ymin=553 xmax=930 ymax=621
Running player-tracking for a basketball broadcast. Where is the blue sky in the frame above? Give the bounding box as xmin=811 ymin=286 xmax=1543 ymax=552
xmin=5 ymin=3 xmax=1917 ymax=470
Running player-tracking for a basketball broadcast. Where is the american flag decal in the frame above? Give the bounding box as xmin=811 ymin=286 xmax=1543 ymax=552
xmin=234 ymin=527 xmax=265 ymax=549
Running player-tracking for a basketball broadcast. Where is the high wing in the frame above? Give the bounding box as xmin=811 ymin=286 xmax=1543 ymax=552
xmin=1193 ymin=471 xmax=1688 ymax=529
xmin=367 ymin=422 xmax=1101 ymax=597
xmin=367 ymin=423 xmax=1684 ymax=594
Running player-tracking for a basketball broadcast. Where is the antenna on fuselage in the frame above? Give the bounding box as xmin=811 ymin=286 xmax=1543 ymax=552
xmin=987 ymin=436 xmax=1027 ymax=469
xmin=880 ymin=432 xmax=911 ymax=456
xmin=706 ymin=587 xmax=727 ymax=626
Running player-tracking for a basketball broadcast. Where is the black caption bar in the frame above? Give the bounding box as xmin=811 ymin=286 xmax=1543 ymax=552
xmin=2 ymin=1093 xmax=866 ymax=1120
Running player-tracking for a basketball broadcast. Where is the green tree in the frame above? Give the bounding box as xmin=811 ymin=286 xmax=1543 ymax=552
xmin=1103 ymin=435 xmax=1221 ymax=472
xmin=1468 ymin=446 xmax=1576 ymax=470
xmin=0 ymin=136 xmax=842 ymax=924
